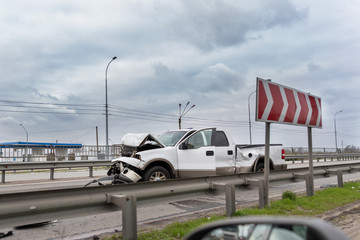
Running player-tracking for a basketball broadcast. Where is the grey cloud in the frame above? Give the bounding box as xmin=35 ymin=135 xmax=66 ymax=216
xmin=152 ymin=63 xmax=187 ymax=92
xmin=170 ymin=0 xmax=307 ymax=51
xmin=30 ymin=88 xmax=59 ymax=101
xmin=193 ymin=63 xmax=244 ymax=92
xmin=151 ymin=62 xmax=243 ymax=95
xmin=307 ymin=62 xmax=322 ymax=72
xmin=119 ymin=62 xmax=244 ymax=114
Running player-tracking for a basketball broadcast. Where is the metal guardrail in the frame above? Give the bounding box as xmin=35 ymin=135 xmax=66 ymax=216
xmin=0 ymin=160 xmax=113 ymax=183
xmin=1 ymin=153 xmax=359 ymax=184
xmin=285 ymin=153 xmax=360 ymax=162
xmin=1 ymin=162 xmax=360 ymax=239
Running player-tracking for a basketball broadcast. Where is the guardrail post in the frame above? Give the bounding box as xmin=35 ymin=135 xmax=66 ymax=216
xmin=245 ymin=179 xmax=266 ymax=209
xmin=337 ymin=171 xmax=343 ymax=187
xmin=1 ymin=170 xmax=5 ymax=183
xmin=224 ymin=184 xmax=235 ymax=217
xmin=211 ymin=183 xmax=236 ymax=217
xmin=89 ymin=166 xmax=93 ymax=178
xmin=50 ymin=168 xmax=54 ymax=180
xmin=107 ymin=195 xmax=137 ymax=240
xmin=293 ymin=173 xmax=312 ymax=197
xmin=328 ymin=170 xmax=344 ymax=188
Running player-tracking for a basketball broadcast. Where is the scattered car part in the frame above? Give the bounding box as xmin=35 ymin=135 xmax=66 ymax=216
xmin=84 ymin=166 xmax=141 ymax=187
xmin=0 ymin=231 xmax=12 ymax=239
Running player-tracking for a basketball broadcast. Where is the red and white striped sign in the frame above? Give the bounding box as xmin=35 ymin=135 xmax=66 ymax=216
xmin=256 ymin=78 xmax=322 ymax=128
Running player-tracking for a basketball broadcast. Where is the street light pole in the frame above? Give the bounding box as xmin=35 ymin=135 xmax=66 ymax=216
xmin=178 ymin=102 xmax=195 ymax=129
xmin=105 ymin=56 xmax=117 ymax=159
xmin=334 ymin=110 xmax=343 ymax=153
xmin=19 ymin=124 xmax=28 ymax=162
xmin=248 ymin=90 xmax=256 ymax=144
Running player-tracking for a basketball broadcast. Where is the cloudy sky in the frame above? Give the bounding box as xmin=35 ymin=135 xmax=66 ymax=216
xmin=0 ymin=0 xmax=359 ymax=149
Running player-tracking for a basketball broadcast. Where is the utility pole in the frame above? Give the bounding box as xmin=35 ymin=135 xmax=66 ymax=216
xmin=248 ymin=90 xmax=256 ymax=144
xmin=96 ymin=126 xmax=99 ymax=159
xmin=19 ymin=124 xmax=29 ymax=162
xmin=334 ymin=110 xmax=343 ymax=153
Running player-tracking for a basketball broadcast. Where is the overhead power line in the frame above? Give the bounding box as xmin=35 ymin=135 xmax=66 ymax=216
xmin=0 ymin=99 xmax=103 ymax=107
xmin=0 ymin=99 xmax=358 ymax=139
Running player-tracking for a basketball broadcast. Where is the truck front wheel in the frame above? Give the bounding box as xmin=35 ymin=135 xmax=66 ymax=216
xmin=143 ymin=166 xmax=170 ymax=181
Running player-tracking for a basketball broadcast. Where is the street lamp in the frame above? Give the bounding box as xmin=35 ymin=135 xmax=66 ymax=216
xmin=334 ymin=110 xmax=343 ymax=153
xmin=105 ymin=56 xmax=117 ymax=159
xmin=178 ymin=102 xmax=195 ymax=129
xmin=19 ymin=123 xmax=28 ymax=162
xmin=248 ymin=90 xmax=256 ymax=144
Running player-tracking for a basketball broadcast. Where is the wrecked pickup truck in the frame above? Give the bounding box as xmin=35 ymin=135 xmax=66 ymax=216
xmin=101 ymin=127 xmax=287 ymax=184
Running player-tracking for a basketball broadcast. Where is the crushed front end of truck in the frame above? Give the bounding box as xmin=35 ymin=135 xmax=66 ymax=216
xmin=85 ymin=133 xmax=165 ymax=186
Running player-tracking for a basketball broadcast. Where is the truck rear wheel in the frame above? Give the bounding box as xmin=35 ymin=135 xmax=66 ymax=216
xmin=255 ymin=163 xmax=265 ymax=172
xmin=143 ymin=166 xmax=170 ymax=181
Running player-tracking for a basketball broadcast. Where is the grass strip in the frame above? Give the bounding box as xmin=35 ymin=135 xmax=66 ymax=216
xmin=106 ymin=181 xmax=360 ymax=240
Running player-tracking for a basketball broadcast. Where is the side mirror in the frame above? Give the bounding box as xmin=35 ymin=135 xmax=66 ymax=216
xmin=179 ymin=141 xmax=187 ymax=150
xmin=184 ymin=216 xmax=350 ymax=240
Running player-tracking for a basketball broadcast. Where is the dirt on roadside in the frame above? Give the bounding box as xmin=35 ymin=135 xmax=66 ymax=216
xmin=318 ymin=200 xmax=360 ymax=240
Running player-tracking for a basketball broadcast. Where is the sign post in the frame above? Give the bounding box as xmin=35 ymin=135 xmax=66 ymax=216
xmin=308 ymin=127 xmax=314 ymax=195
xmin=264 ymin=122 xmax=270 ymax=206
xmin=256 ymin=78 xmax=322 ymax=204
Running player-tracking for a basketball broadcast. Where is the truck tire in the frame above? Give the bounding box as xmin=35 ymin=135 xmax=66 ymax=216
xmin=143 ymin=166 xmax=170 ymax=181
xmin=255 ymin=162 xmax=265 ymax=172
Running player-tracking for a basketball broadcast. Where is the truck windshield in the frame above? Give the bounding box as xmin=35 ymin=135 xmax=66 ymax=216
xmin=157 ymin=131 xmax=187 ymax=146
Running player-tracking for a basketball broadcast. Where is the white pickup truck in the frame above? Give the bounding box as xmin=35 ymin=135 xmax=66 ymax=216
xmin=106 ymin=127 xmax=287 ymax=183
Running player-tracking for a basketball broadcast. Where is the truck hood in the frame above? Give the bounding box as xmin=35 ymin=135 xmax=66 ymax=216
xmin=121 ymin=133 xmax=165 ymax=157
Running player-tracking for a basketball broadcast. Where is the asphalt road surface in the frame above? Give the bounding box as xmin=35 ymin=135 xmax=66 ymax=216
xmin=0 ymin=161 xmax=360 ymax=239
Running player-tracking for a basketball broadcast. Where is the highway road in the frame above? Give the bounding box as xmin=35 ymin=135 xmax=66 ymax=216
xmin=0 ymin=161 xmax=360 ymax=240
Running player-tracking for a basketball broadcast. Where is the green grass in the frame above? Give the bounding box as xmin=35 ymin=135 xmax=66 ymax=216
xmin=106 ymin=181 xmax=360 ymax=240
xmin=136 ymin=216 xmax=225 ymax=240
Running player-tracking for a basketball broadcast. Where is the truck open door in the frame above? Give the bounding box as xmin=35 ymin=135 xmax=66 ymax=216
xmin=177 ymin=128 xmax=216 ymax=178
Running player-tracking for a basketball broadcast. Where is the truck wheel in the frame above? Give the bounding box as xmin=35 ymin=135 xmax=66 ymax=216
xmin=143 ymin=166 xmax=170 ymax=181
xmin=255 ymin=163 xmax=265 ymax=172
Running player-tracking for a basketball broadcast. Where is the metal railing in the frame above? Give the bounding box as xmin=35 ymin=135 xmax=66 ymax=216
xmin=284 ymin=147 xmax=360 ymax=154
xmin=0 ymin=160 xmax=113 ymax=183
xmin=1 ymin=162 xmax=360 ymax=239
xmin=0 ymin=145 xmax=122 ymax=162
xmin=1 ymin=144 xmax=358 ymax=162
xmin=285 ymin=153 xmax=360 ymax=163
xmin=1 ymin=153 xmax=360 ymax=184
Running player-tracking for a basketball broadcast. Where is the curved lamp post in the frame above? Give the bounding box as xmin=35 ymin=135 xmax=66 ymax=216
xmin=19 ymin=123 xmax=28 ymax=162
xmin=178 ymin=102 xmax=195 ymax=129
xmin=334 ymin=110 xmax=343 ymax=153
xmin=105 ymin=56 xmax=117 ymax=158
